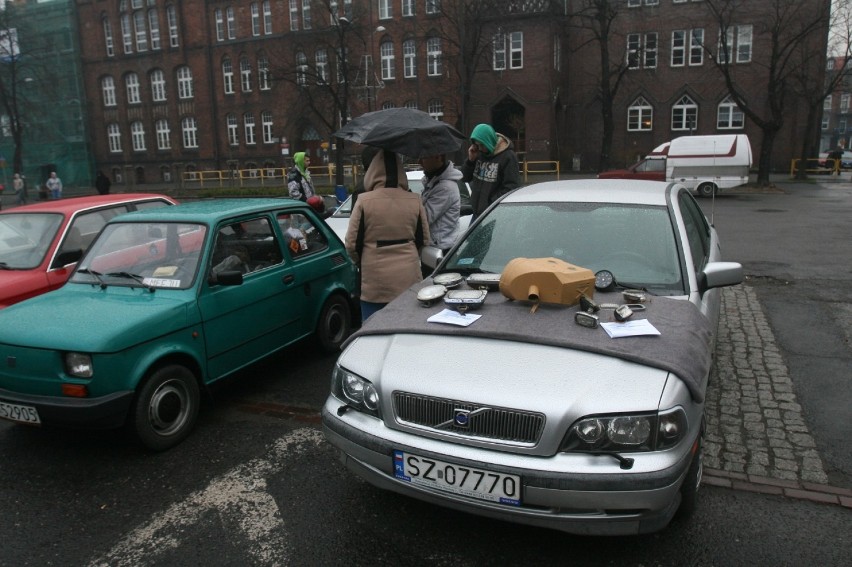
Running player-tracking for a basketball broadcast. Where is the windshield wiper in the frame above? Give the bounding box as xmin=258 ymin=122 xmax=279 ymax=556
xmin=77 ymin=268 xmax=107 ymax=289
xmin=105 ymin=271 xmax=155 ymax=292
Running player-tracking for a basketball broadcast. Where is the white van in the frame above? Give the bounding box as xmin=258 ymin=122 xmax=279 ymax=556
xmin=599 ymin=134 xmax=753 ymax=197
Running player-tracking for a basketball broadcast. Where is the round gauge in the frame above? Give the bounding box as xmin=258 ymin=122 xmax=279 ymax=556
xmin=416 ymin=284 xmax=448 ymax=306
xmin=432 ymin=272 xmax=464 ymax=288
xmin=595 ymin=270 xmax=614 ymax=291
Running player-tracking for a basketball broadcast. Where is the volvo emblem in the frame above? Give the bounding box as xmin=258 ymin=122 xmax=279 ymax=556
xmin=454 ymin=409 xmax=471 ymax=427
xmin=434 ymin=407 xmax=492 ymax=430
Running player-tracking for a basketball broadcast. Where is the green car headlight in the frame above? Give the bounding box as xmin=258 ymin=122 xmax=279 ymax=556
xmin=65 ymin=353 xmax=93 ymax=378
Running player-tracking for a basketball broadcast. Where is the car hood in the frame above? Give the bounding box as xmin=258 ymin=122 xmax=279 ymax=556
xmin=0 ymin=270 xmax=50 ymax=308
xmin=0 ymin=284 xmax=196 ymax=352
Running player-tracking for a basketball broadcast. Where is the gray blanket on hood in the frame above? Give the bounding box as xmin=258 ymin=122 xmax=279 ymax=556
xmin=345 ymin=281 xmax=713 ymax=403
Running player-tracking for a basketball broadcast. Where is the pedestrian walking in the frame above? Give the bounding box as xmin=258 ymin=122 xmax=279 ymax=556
xmin=95 ymin=170 xmax=111 ymax=195
xmin=462 ymin=123 xmax=520 ymax=219
xmin=45 ymin=171 xmax=63 ymax=199
xmin=13 ymin=173 xmax=26 ymax=205
xmin=287 ymin=152 xmax=316 ymax=202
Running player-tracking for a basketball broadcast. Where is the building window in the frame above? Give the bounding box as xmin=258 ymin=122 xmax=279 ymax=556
xmin=628 ymin=32 xmax=657 ymax=69
xmin=644 ymin=33 xmax=657 ymax=68
xmin=223 ymin=58 xmax=234 ymax=94
xmin=148 ymin=9 xmax=161 ymax=49
xmin=226 ymin=7 xmax=237 ymax=39
xmin=296 ymin=52 xmax=307 ymax=86
xmin=402 ymin=0 xmax=415 ymax=17
xmin=155 ymin=119 xmax=171 ymax=150
xmin=167 ymin=4 xmax=179 ymax=47
xmin=177 ymin=66 xmax=194 ymax=99
xmin=102 ymin=76 xmax=117 ymax=107
xmin=717 ymin=95 xmax=744 ymax=129
xmin=425 ymin=0 xmax=440 ymax=15
xmin=103 ymin=16 xmax=115 ymax=56
xmin=262 ymin=111 xmax=274 ymax=143
xmin=227 ymin=114 xmax=239 ymax=146
xmin=736 ymin=25 xmax=752 ymax=63
xmin=215 ymin=9 xmax=224 ymax=41
xmin=403 ymin=39 xmax=416 ymax=78
xmin=126 ymin=73 xmax=141 ymax=104
xmin=493 ymin=32 xmax=523 ymax=70
xmin=628 ymin=97 xmax=653 ymax=131
xmin=553 ymin=34 xmax=561 ymax=71
xmin=263 ymin=1 xmax=273 ymax=34
xmin=690 ymin=29 xmax=704 ymax=65
xmin=672 ymin=94 xmax=698 ymax=131
xmin=244 ymin=113 xmax=256 ymax=145
xmin=240 ymin=57 xmax=253 ymax=92
xmin=493 ymin=33 xmax=506 ymax=70
xmin=840 ymin=118 xmax=847 ymax=131
xmin=404 ymin=100 xmax=418 ymax=109
xmin=108 ymin=123 xmax=122 ymax=153
xmin=133 ymin=10 xmax=148 ymax=51
xmin=824 ymin=94 xmax=832 ymax=110
xmin=181 ymin=117 xmax=198 ymax=149
xmin=719 ymin=25 xmax=753 ymax=64
xmin=251 ymin=3 xmax=261 ymax=36
xmin=380 ymin=40 xmax=395 ymax=80
xmin=381 ymin=101 xmax=396 ymax=110
xmin=302 ymin=0 xmax=312 ymax=29
xmin=427 ymin=37 xmax=442 ymax=77
xmin=628 ymin=0 xmax=659 ymax=5
xmin=822 ymin=115 xmax=830 ymax=130
xmin=120 ymin=14 xmax=133 ymax=53
xmin=150 ymin=69 xmax=166 ymax=102
xmin=671 ymin=30 xmax=685 ymax=66
xmin=842 ymin=94 xmax=851 ymax=112
xmin=378 ymin=0 xmax=391 ymax=19
xmin=131 ymin=121 xmax=146 ymax=151
xmin=509 ymin=31 xmax=523 ymax=69
xmin=289 ymin=0 xmax=299 ymax=31
xmin=316 ymin=49 xmax=329 ymax=84
xmin=427 ymin=99 xmax=443 ymax=119
xmin=258 ymin=55 xmax=271 ymax=90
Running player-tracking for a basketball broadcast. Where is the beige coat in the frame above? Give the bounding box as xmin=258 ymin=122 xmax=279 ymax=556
xmin=345 ymin=151 xmax=430 ymax=303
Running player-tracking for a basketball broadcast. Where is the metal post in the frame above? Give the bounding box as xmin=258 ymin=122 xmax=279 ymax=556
xmin=334 ymin=17 xmax=350 ymax=193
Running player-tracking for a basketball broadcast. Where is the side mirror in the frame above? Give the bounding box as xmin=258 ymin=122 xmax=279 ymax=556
xmin=208 ymin=270 xmax=243 ymax=286
xmin=51 ymin=248 xmax=83 ymax=269
xmin=420 ymin=247 xmax=443 ymax=271
xmin=698 ymin=261 xmax=743 ymax=293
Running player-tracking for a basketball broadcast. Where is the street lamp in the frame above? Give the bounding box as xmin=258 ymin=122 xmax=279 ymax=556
xmin=334 ymin=16 xmax=351 ymax=193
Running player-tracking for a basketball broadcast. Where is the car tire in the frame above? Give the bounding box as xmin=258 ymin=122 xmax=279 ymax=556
xmin=677 ymin=436 xmax=703 ymax=519
xmin=316 ymin=294 xmax=352 ymax=353
xmin=131 ymin=364 xmax=200 ymax=451
xmin=697 ymin=182 xmax=717 ymax=198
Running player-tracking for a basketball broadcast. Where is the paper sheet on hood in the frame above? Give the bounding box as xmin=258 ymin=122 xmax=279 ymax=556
xmin=427 ymin=309 xmax=482 ymax=327
xmin=600 ymin=319 xmax=661 ymax=338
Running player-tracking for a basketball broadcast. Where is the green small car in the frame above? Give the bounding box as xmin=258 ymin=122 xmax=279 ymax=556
xmin=0 ymin=199 xmax=357 ymax=450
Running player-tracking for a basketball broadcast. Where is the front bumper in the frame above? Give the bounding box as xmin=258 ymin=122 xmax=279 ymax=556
xmin=0 ymin=387 xmax=134 ymax=430
xmin=322 ymin=399 xmax=696 ymax=536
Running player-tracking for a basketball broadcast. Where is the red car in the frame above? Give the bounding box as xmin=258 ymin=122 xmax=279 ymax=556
xmin=0 ymin=194 xmax=176 ymax=308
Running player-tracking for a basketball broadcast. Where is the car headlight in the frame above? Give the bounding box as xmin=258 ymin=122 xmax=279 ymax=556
xmin=64 ymin=353 xmax=93 ymax=378
xmin=331 ymin=365 xmax=380 ymax=417
xmin=561 ymin=408 xmax=687 ymax=453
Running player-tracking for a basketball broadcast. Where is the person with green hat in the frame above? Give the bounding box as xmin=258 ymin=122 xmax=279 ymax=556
xmin=287 ymin=152 xmax=316 ymax=202
xmin=462 ymin=123 xmax=520 ymax=218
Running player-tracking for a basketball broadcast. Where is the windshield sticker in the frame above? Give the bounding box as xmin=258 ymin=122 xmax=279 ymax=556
xmin=457 ymin=258 xmax=474 ymax=265
xmin=143 ymin=278 xmax=181 ymax=288
xmin=152 ymin=266 xmax=179 ymax=277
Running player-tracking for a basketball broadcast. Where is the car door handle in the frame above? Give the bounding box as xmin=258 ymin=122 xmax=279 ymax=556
xmin=282 ymin=274 xmax=295 ymax=285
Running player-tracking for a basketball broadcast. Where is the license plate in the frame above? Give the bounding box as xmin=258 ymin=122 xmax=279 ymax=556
xmin=393 ymin=450 xmax=521 ymax=505
xmin=0 ymin=400 xmax=41 ymax=425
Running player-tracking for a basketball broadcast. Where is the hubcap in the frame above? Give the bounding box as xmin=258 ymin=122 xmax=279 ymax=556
xmin=148 ymin=379 xmax=190 ymax=435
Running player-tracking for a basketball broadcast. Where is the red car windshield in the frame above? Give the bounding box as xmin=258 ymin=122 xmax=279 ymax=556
xmin=0 ymin=213 xmax=64 ymax=270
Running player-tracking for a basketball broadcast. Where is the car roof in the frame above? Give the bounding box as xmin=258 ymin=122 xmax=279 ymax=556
xmin=501 ymin=179 xmax=674 ymax=206
xmin=0 ymin=193 xmax=175 ymax=215
xmin=113 ymin=197 xmax=305 ymax=223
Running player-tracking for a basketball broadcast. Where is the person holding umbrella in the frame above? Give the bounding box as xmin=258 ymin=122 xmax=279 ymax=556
xmin=462 ymin=123 xmax=520 ymax=219
xmin=345 ymin=149 xmax=429 ymax=322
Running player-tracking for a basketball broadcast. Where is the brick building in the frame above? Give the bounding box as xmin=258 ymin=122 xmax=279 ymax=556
xmin=72 ymin=0 xmax=829 ymax=187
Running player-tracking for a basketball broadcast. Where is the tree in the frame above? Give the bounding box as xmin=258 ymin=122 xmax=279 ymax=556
xmin=704 ymin=0 xmax=832 ymax=184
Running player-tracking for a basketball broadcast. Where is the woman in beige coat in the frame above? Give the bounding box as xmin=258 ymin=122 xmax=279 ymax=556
xmin=346 ymin=149 xmax=430 ymax=321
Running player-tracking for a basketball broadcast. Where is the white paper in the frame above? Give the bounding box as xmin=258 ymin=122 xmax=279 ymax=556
xmin=427 ymin=308 xmax=482 ymax=327
xmin=600 ymin=319 xmax=661 ymax=338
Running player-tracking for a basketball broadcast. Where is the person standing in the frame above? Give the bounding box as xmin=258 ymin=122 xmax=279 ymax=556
xmin=828 ymin=145 xmax=845 ymax=175
xmin=46 ymin=171 xmax=63 ymax=199
xmin=461 ymin=123 xmax=520 ymax=219
xmin=95 ymin=170 xmax=111 ymax=195
xmin=287 ymin=152 xmax=316 ymax=202
xmin=13 ymin=173 xmax=26 ymax=206
xmin=345 ymin=149 xmax=430 ymax=322
xmin=418 ymin=153 xmax=461 ymax=254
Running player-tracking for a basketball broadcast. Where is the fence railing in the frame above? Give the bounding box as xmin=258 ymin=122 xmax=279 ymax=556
xmin=522 ymin=160 xmax=560 ymax=181
xmin=789 ymin=158 xmax=839 ymax=177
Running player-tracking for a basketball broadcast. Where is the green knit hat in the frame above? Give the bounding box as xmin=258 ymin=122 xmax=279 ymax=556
xmin=470 ymin=123 xmax=497 ymax=155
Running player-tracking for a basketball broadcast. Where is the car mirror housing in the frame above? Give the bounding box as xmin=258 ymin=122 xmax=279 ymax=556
xmin=698 ymin=261 xmax=743 ymax=293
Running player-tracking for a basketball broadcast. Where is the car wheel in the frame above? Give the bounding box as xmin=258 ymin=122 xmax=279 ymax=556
xmin=697 ymin=182 xmax=717 ymax=198
xmin=131 ymin=364 xmax=200 ymax=451
xmin=677 ymin=436 xmax=703 ymax=519
xmin=316 ymin=294 xmax=352 ymax=353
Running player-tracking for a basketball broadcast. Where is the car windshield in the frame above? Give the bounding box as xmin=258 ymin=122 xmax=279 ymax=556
xmin=443 ymin=201 xmax=685 ymax=294
xmin=332 ymin=173 xmax=425 ymax=218
xmin=70 ymin=222 xmax=207 ymax=290
xmin=0 ymin=213 xmax=63 ymax=269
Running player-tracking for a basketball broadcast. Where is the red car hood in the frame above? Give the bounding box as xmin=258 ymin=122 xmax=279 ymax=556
xmin=0 ymin=270 xmax=51 ymax=308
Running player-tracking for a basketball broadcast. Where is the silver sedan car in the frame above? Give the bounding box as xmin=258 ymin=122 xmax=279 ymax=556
xmin=322 ymin=179 xmax=743 ymax=536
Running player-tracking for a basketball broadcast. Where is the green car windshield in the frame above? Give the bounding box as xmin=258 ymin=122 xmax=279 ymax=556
xmin=443 ymin=202 xmax=685 ymax=295
xmin=71 ymin=222 xmax=207 ymax=290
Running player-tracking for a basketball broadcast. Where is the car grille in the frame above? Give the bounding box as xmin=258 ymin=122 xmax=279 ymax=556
xmin=393 ymin=392 xmax=544 ymax=445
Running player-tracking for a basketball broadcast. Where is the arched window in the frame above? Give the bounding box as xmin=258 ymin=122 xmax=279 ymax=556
xmin=628 ymin=96 xmax=653 ymax=131
xmin=717 ymin=95 xmax=744 ymax=129
xmin=240 ymin=57 xmax=252 ymax=92
xmin=166 ymin=4 xmax=179 ymax=47
xmin=181 ymin=117 xmax=198 ymax=149
xmin=101 ymin=76 xmax=117 ymax=107
xmin=403 ymin=39 xmax=416 ymax=78
xmin=177 ymin=66 xmax=194 ymax=99
xmin=244 ymin=113 xmax=256 ymax=145
xmin=427 ymin=37 xmax=442 ymax=77
xmin=222 ymin=58 xmax=234 ymax=94
xmin=380 ymin=40 xmax=395 ymax=80
xmin=258 ymin=55 xmax=271 ymax=90
xmin=107 ymin=123 xmax=122 ymax=153
xmin=261 ymin=111 xmax=274 ymax=143
xmin=381 ymin=101 xmax=396 ymax=110
xmin=227 ymin=114 xmax=239 ymax=146
xmin=671 ymin=94 xmax=698 ymax=131
xmin=120 ymin=14 xmax=133 ymax=54
xmin=150 ymin=69 xmax=166 ymax=102
xmin=316 ymin=49 xmax=329 ymax=84
xmin=428 ymin=99 xmax=443 ymax=119
xmin=125 ymin=73 xmax=141 ymax=104
xmin=148 ymin=9 xmax=161 ymax=50
xmin=133 ymin=10 xmax=148 ymax=51
xmin=296 ymin=52 xmax=307 ymax=86
xmin=103 ymin=15 xmax=115 ymax=56
xmin=404 ymin=100 xmax=418 ymax=109
xmin=131 ymin=121 xmax=146 ymax=151
xmin=155 ymin=119 xmax=171 ymax=150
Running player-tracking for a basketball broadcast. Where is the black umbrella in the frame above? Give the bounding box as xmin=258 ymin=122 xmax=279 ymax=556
xmin=333 ymin=108 xmax=466 ymax=158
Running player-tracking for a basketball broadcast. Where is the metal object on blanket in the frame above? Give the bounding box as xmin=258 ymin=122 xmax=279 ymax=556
xmin=432 ymin=272 xmax=464 ymax=289
xmin=444 ymin=289 xmax=487 ymax=313
xmin=417 ymin=284 xmax=447 ymax=307
xmin=574 ymin=311 xmax=599 ymax=328
xmin=466 ymin=272 xmax=502 ymax=291
xmin=622 ymin=289 xmax=646 ymax=303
